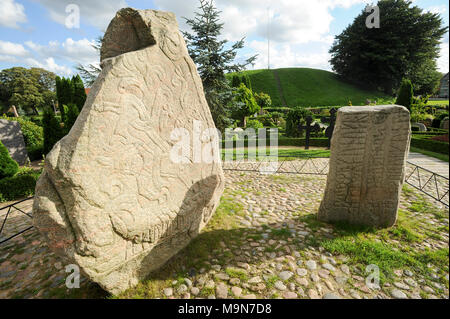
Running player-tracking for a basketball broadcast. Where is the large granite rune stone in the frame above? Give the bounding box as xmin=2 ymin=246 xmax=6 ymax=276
xmin=32 ymin=8 xmax=225 ymax=294
xmin=318 ymin=105 xmax=411 ymax=228
xmin=0 ymin=119 xmax=29 ymax=165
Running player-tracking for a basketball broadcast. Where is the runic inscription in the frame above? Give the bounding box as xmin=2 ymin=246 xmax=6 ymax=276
xmin=32 ymin=8 xmax=225 ymax=294
xmin=318 ymin=105 xmax=411 ymax=228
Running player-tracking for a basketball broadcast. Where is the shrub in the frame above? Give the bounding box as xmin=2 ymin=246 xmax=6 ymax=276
xmin=222 ymin=137 xmax=329 ymax=148
xmin=395 ymin=78 xmax=414 ymax=111
xmin=232 ymin=83 xmax=260 ymax=126
xmin=254 ymin=92 xmax=272 ymax=108
xmin=410 ymin=137 xmax=449 ymax=155
xmin=246 ymin=119 xmax=264 ymax=130
xmin=231 ymin=75 xmax=241 ymax=88
xmin=0 ymin=141 xmax=19 ymax=179
xmin=285 ymin=107 xmax=313 ymax=137
xmin=432 ymin=112 xmax=449 ymax=128
xmin=0 ymin=167 xmax=40 ymax=202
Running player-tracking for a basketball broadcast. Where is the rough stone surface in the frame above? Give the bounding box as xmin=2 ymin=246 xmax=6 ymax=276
xmin=32 ymin=8 xmax=224 ymax=294
xmin=0 ymin=119 xmax=29 ymax=165
xmin=318 ymin=105 xmax=411 ymax=227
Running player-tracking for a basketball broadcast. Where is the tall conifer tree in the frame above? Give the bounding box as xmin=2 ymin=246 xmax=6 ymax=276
xmin=183 ymin=0 xmax=257 ymax=131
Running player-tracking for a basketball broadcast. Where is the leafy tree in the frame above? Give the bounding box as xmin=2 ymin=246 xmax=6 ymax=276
xmin=329 ymin=0 xmax=448 ymax=94
xmin=408 ymin=59 xmax=442 ymax=96
xmin=286 ymin=107 xmax=313 ymax=137
xmin=270 ymin=111 xmax=283 ymax=126
xmin=183 ymin=0 xmax=257 ymax=132
xmin=246 ymin=119 xmax=264 ymax=130
xmin=232 ymin=83 xmax=260 ymax=127
xmin=231 ymin=75 xmax=242 ymax=88
xmin=0 ymin=141 xmax=19 ymax=179
xmin=254 ymin=92 xmax=272 ymax=108
xmin=395 ymin=78 xmax=414 ymax=111
xmin=72 ymin=75 xmax=87 ymax=110
xmin=0 ymin=67 xmax=56 ymax=115
xmin=9 ymin=76 xmax=44 ymax=115
xmin=42 ymin=107 xmax=64 ymax=154
xmin=64 ymin=103 xmax=80 ymax=134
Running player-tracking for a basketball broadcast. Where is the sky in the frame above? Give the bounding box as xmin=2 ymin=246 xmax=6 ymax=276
xmin=0 ymin=0 xmax=448 ymax=81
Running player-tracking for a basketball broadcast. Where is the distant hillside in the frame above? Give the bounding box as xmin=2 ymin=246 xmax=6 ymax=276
xmin=229 ymin=68 xmax=392 ymax=108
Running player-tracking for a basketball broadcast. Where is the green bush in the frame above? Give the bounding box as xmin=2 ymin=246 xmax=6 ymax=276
xmin=410 ymin=137 xmax=449 ymax=155
xmin=286 ymin=107 xmax=313 ymax=137
xmin=254 ymin=92 xmax=272 ymax=108
xmin=246 ymin=119 xmax=264 ymax=130
xmin=232 ymin=83 xmax=260 ymax=125
xmin=0 ymin=167 xmax=40 ymax=202
xmin=222 ymin=137 xmax=329 ymax=148
xmin=0 ymin=141 xmax=19 ymax=179
xmin=395 ymin=78 xmax=414 ymax=111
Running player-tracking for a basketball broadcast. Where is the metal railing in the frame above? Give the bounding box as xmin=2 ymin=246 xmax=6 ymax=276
xmin=0 ymin=157 xmax=447 ymax=245
xmin=404 ymin=162 xmax=449 ymax=207
xmin=222 ymin=155 xmax=329 ymax=175
xmin=0 ymin=197 xmax=34 ymax=244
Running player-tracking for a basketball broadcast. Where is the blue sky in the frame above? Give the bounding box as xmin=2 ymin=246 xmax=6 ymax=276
xmin=0 ymin=0 xmax=448 ymax=81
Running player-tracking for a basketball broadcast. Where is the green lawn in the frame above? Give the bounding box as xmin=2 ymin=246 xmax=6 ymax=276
xmin=410 ymin=147 xmax=449 ymax=162
xmin=427 ymin=100 xmax=449 ymax=106
xmin=229 ymin=68 xmax=392 ymax=107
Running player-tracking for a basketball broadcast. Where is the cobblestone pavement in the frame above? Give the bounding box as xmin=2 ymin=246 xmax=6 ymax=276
xmin=0 ymin=166 xmax=448 ymax=299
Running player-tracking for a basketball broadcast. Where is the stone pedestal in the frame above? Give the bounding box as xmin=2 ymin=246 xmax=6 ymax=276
xmin=318 ymin=105 xmax=411 ymax=228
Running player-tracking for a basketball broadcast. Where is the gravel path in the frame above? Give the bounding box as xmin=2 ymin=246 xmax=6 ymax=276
xmin=0 ymin=169 xmax=448 ymax=299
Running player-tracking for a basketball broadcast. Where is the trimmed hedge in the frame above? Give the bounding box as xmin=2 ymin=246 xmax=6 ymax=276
xmin=0 ymin=168 xmax=40 ymax=202
xmin=222 ymin=137 xmax=329 ymax=148
xmin=410 ymin=137 xmax=449 ymax=155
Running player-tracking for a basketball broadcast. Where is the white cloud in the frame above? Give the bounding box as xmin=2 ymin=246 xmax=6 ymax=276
xmin=0 ymin=55 xmax=19 ymax=63
xmin=153 ymin=0 xmax=366 ymax=71
xmin=249 ymin=40 xmax=331 ymax=70
xmin=25 ymin=38 xmax=98 ymax=65
xmin=154 ymin=0 xmax=367 ymax=44
xmin=437 ymin=40 xmax=449 ymax=73
xmin=425 ymin=5 xmax=447 ymax=15
xmin=0 ymin=40 xmax=29 ymax=56
xmin=0 ymin=0 xmax=27 ymax=28
xmin=25 ymin=57 xmax=72 ymax=75
xmin=32 ymin=0 xmax=127 ymax=31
